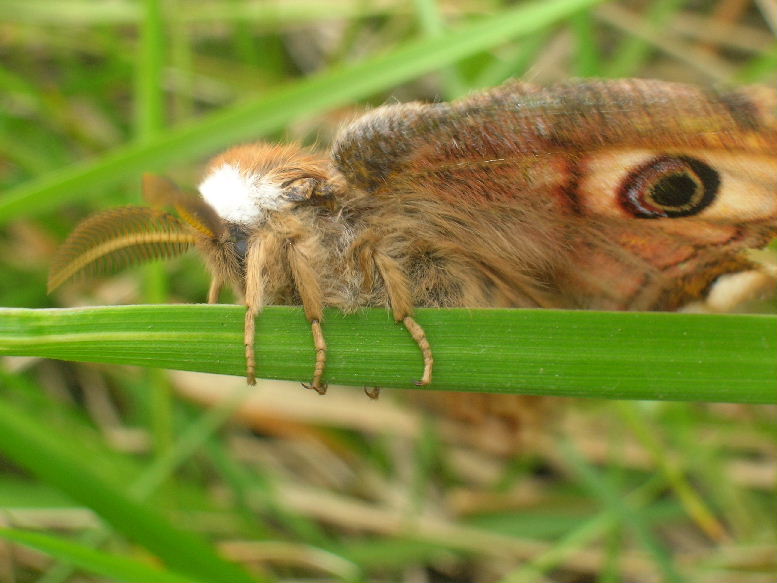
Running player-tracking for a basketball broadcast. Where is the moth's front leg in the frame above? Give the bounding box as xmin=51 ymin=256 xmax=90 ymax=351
xmin=243 ymin=235 xmax=273 ymax=386
xmin=286 ymin=237 xmax=328 ymax=394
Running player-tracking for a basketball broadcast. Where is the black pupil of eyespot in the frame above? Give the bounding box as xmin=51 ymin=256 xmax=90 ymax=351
xmin=651 ymin=172 xmax=698 ymax=209
xmin=619 ymin=155 xmax=719 ymax=219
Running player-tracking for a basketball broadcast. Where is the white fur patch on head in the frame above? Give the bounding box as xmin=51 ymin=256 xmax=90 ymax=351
xmin=198 ymin=163 xmax=288 ymax=225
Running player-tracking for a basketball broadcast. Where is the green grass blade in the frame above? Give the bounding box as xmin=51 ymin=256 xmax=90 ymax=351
xmin=1 ymin=305 xmax=774 ymax=403
xmin=0 ymin=529 xmax=193 ymax=583
xmin=559 ymin=439 xmax=684 ymax=581
xmin=0 ymin=396 xmax=253 ymax=582
xmin=602 ymin=0 xmax=686 ymax=77
xmin=135 ymin=0 xmax=165 ymax=141
xmin=0 ymin=0 xmax=602 ymax=225
xmin=135 ymin=0 xmax=176 ymax=472
xmin=735 ymin=42 xmax=777 ymax=83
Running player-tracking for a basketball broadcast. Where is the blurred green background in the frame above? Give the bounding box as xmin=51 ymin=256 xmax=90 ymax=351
xmin=1 ymin=1 xmax=776 ymax=581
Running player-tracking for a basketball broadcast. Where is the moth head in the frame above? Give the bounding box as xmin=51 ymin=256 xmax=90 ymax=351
xmin=198 ymin=142 xmax=337 ymax=226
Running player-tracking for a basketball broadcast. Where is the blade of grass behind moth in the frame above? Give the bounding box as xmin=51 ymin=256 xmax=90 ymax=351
xmin=0 ymin=529 xmax=193 ymax=583
xmin=0 ymin=0 xmax=603 ymax=225
xmin=0 ymin=398 xmax=254 ymax=582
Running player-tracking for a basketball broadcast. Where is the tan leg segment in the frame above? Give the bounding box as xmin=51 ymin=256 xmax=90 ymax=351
xmin=243 ymin=237 xmax=268 ymax=386
xmin=244 ymin=306 xmax=257 ymax=386
xmin=403 ymin=315 xmax=433 ymax=386
xmin=305 ymin=319 xmax=328 ymax=395
xmin=363 ymin=387 xmax=381 ymax=399
xmin=374 ymin=250 xmax=433 ymax=386
xmin=207 ymin=277 xmax=222 ymax=304
xmin=287 ymin=239 xmax=327 ymax=393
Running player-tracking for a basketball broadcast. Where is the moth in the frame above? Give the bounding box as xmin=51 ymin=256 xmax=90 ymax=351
xmin=49 ymin=79 xmax=777 ymax=393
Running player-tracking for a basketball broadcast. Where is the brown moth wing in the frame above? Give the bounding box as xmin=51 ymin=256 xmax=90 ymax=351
xmin=332 ymin=79 xmax=777 ymax=311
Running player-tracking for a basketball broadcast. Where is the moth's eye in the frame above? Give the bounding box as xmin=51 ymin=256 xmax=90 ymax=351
xmin=228 ymin=224 xmax=249 ymax=259
xmin=619 ymin=156 xmax=719 ymax=218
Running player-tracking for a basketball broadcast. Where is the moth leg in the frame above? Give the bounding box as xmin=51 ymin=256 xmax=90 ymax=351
xmin=207 ymin=277 xmax=222 ymax=304
xmin=244 ymin=309 xmax=258 ymax=386
xmin=402 ymin=315 xmax=433 ymax=386
xmin=243 ymin=237 xmax=269 ymax=386
xmin=305 ymin=319 xmax=327 ymax=395
xmin=364 ymin=387 xmax=381 ymax=399
xmin=287 ymin=240 xmax=328 ymax=395
xmin=373 ymin=250 xmax=433 ymax=386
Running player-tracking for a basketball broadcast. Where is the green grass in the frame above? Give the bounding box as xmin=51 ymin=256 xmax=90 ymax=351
xmin=0 ymin=0 xmax=602 ymax=224
xmin=0 ymin=529 xmax=195 ymax=583
xmin=1 ymin=305 xmax=775 ymax=403
xmin=1 ymin=1 xmax=776 ymax=582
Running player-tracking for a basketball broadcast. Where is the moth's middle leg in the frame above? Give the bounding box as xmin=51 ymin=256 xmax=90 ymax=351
xmin=287 ymin=239 xmax=328 ymax=394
